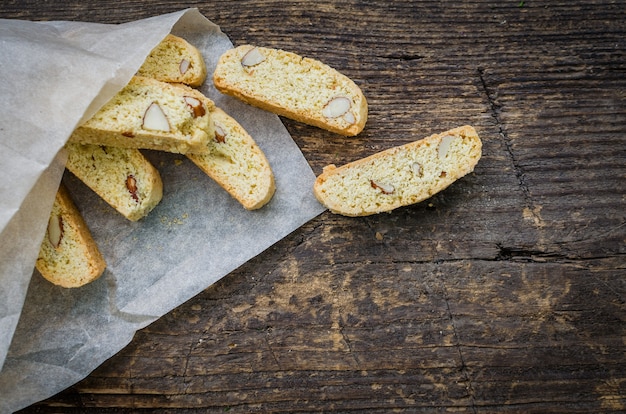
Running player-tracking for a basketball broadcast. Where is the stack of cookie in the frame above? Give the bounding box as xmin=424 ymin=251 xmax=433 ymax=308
xmin=37 ymin=35 xmax=276 ymax=287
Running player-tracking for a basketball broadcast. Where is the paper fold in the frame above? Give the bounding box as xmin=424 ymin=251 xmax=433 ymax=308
xmin=0 ymin=10 xmax=189 ymax=374
xmin=0 ymin=9 xmax=325 ymax=412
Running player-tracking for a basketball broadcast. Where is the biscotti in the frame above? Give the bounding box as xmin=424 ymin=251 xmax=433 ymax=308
xmin=36 ymin=185 xmax=106 ymax=288
xmin=186 ymin=106 xmax=275 ymax=210
xmin=136 ymin=34 xmax=207 ymax=87
xmin=65 ymin=142 xmax=163 ymax=221
xmin=213 ymin=45 xmax=367 ymax=136
xmin=313 ymin=125 xmax=482 ymax=216
xmin=69 ymin=76 xmax=214 ymax=154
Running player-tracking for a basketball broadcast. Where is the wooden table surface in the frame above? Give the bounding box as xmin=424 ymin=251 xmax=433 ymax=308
xmin=3 ymin=0 xmax=625 ymax=412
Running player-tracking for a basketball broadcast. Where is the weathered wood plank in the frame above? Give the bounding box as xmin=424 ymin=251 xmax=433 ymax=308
xmin=2 ymin=0 xmax=624 ymax=412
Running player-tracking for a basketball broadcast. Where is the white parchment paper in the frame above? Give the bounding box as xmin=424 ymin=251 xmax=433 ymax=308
xmin=0 ymin=9 xmax=325 ymax=412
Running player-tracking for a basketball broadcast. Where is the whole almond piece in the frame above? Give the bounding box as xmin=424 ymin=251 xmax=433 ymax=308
xmin=126 ymin=174 xmax=139 ymax=202
xmin=438 ymin=135 xmax=457 ymax=159
xmin=47 ymin=212 xmax=63 ymax=249
xmin=322 ymin=96 xmax=351 ymax=119
xmin=412 ymin=162 xmax=423 ymax=177
xmin=370 ymin=179 xmax=395 ymax=194
xmin=183 ymin=96 xmax=206 ymax=118
xmin=241 ymin=47 xmax=265 ymax=67
xmin=179 ymin=58 xmax=190 ymax=75
xmin=142 ymin=102 xmax=170 ymax=132
xmin=214 ymin=124 xmax=227 ymax=143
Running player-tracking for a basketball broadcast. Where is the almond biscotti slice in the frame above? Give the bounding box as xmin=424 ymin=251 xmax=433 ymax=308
xmin=69 ymin=76 xmax=214 ymax=154
xmin=136 ymin=34 xmax=207 ymax=87
xmin=313 ymin=125 xmax=482 ymax=216
xmin=186 ymin=106 xmax=275 ymax=210
xmin=213 ymin=45 xmax=368 ymax=136
xmin=36 ymin=185 xmax=106 ymax=288
xmin=65 ymin=142 xmax=163 ymax=221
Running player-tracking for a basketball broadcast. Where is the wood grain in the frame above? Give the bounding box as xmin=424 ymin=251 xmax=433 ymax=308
xmin=2 ymin=0 xmax=624 ymax=412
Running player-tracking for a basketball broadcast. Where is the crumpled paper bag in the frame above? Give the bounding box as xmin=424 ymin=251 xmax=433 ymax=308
xmin=0 ymin=9 xmax=325 ymax=412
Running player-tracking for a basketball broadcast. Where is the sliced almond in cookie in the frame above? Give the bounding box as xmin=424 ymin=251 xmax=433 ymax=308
xmin=214 ymin=45 xmax=368 ymax=136
xmin=142 ymin=102 xmax=170 ymax=132
xmin=313 ymin=126 xmax=482 ymax=216
xmin=69 ymin=76 xmax=215 ymax=154
xmin=65 ymin=142 xmax=163 ymax=221
xmin=322 ymin=96 xmax=351 ymax=119
xmin=241 ymin=47 xmax=266 ymax=67
xmin=187 ymin=106 xmax=275 ymax=210
xmin=36 ymin=185 xmax=106 ymax=288
xmin=136 ymin=34 xmax=207 ymax=87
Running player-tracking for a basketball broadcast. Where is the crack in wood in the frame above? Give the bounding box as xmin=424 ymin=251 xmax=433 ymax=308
xmin=264 ymin=330 xmax=282 ymax=370
xmin=338 ymin=318 xmax=361 ymax=369
xmin=181 ymin=341 xmax=194 ymax=395
xmin=494 ymin=243 xmax=626 ymax=263
xmin=477 ymin=67 xmax=548 ymax=234
xmin=495 ymin=244 xmax=567 ymax=262
xmin=441 ymin=275 xmax=478 ymax=414
xmin=379 ymin=52 xmax=425 ymax=61
xmin=477 ymin=67 xmax=533 ymax=204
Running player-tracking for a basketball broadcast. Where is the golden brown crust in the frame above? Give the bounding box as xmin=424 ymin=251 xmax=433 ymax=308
xmin=65 ymin=142 xmax=163 ymax=221
xmin=186 ymin=106 xmax=275 ymax=210
xmin=69 ymin=76 xmax=214 ymax=154
xmin=313 ymin=125 xmax=482 ymax=216
xmin=213 ymin=45 xmax=368 ymax=136
xmin=36 ymin=185 xmax=106 ymax=288
xmin=136 ymin=34 xmax=207 ymax=87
